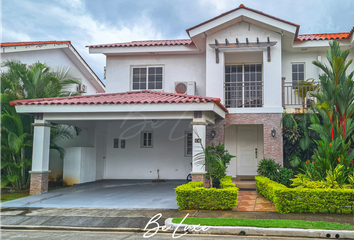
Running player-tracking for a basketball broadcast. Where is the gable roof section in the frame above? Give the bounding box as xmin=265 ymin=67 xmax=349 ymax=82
xmin=10 ymin=90 xmax=228 ymax=113
xmin=1 ymin=41 xmax=105 ymax=92
xmin=186 ymin=4 xmax=300 ymax=37
xmin=87 ymin=39 xmax=193 ymax=48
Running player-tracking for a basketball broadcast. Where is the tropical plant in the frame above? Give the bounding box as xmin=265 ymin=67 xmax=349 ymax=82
xmin=307 ymin=40 xmax=354 ymax=179
xmin=1 ymin=60 xmax=82 ymax=190
xmin=282 ymin=113 xmax=316 ymax=171
xmin=279 ymin=168 xmax=294 ymax=187
xmin=295 ymin=78 xmax=318 ymax=108
xmin=193 ymin=139 xmax=235 ymax=188
xmin=257 ymin=158 xmax=281 ymax=182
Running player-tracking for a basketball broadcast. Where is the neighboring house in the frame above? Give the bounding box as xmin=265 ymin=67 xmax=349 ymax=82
xmin=1 ymin=41 xmax=106 ymax=183
xmin=9 ymin=5 xmax=354 ymax=194
xmin=1 ymin=41 xmax=105 ymax=94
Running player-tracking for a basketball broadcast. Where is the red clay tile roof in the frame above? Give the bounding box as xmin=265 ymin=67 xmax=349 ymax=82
xmin=186 ymin=4 xmax=300 ymax=37
xmin=10 ymin=90 xmax=228 ymax=113
xmin=87 ymin=40 xmax=193 ymax=48
xmin=0 ymin=41 xmax=71 ymax=47
xmin=296 ymin=31 xmax=353 ymax=41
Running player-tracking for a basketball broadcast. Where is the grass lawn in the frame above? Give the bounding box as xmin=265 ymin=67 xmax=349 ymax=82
xmin=1 ymin=191 xmax=29 ymax=203
xmin=1 ymin=185 xmax=69 ymax=203
xmin=172 ymin=218 xmax=354 ymax=231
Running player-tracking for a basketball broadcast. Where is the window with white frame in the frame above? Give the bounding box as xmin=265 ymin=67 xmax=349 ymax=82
xmin=224 ymin=64 xmax=263 ymax=108
xmin=292 ymin=63 xmax=305 ymax=89
xmin=185 ymin=132 xmax=193 ymax=157
xmin=141 ymin=131 xmax=153 ymax=148
xmin=132 ymin=66 xmax=163 ymax=90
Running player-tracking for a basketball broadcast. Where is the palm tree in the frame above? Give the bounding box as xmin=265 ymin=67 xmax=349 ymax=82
xmin=1 ymin=60 xmax=82 ymax=190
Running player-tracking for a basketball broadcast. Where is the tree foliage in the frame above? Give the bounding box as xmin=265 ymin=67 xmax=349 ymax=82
xmin=1 ymin=60 xmax=82 ymax=190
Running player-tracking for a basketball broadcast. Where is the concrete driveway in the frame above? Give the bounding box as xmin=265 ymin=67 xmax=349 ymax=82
xmin=1 ymin=180 xmax=185 ymax=209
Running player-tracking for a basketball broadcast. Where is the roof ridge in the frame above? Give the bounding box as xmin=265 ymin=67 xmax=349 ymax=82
xmin=131 ymin=39 xmax=191 ymax=42
xmin=86 ymin=39 xmax=193 ymax=48
xmin=1 ymin=41 xmax=71 ymax=47
xmin=298 ymin=32 xmax=351 ymax=35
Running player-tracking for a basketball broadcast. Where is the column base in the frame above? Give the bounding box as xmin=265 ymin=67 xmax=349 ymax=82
xmin=191 ymin=172 xmax=209 ymax=188
xmin=29 ymin=171 xmax=50 ymax=195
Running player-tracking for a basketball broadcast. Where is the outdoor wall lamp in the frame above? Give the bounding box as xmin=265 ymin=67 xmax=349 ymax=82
xmin=211 ymin=129 xmax=216 ymax=139
xmin=271 ymin=128 xmax=276 ymax=138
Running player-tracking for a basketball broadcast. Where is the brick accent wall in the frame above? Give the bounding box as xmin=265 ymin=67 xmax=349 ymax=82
xmin=206 ymin=117 xmax=225 ymax=147
xmin=191 ymin=173 xmax=210 ymax=188
xmin=225 ymin=113 xmax=283 ymax=165
xmin=30 ymin=172 xmax=49 ymax=195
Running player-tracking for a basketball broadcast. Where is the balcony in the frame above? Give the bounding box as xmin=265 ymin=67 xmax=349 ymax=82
xmin=282 ymin=79 xmax=321 ymax=109
xmin=224 ymin=81 xmax=263 ymax=108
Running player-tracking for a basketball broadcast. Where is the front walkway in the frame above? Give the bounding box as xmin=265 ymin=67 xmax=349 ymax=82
xmin=234 ymin=191 xmax=277 ymax=212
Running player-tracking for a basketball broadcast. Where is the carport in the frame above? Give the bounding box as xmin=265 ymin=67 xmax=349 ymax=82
xmin=10 ymin=90 xmax=227 ymax=195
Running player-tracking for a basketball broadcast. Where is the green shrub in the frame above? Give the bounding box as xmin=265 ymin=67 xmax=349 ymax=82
xmin=279 ymin=168 xmax=294 ymax=187
xmin=256 ymin=176 xmax=354 ymax=214
xmin=255 ymin=176 xmax=287 ymax=202
xmin=220 ymin=176 xmax=236 ymax=188
xmin=175 ymin=176 xmax=238 ymax=210
xmin=257 ymin=158 xmax=281 ymax=182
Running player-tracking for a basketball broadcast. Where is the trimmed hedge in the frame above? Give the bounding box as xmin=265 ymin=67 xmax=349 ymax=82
xmin=255 ymin=176 xmax=354 ymax=214
xmin=175 ymin=176 xmax=238 ymax=210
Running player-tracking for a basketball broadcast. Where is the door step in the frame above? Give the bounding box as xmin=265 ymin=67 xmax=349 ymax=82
xmin=233 ymin=176 xmax=256 ymax=190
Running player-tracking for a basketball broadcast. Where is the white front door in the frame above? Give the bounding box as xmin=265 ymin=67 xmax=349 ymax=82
xmin=237 ymin=126 xmax=258 ymax=175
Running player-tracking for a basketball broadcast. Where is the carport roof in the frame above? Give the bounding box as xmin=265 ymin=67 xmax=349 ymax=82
xmin=10 ymin=90 xmax=228 ymax=113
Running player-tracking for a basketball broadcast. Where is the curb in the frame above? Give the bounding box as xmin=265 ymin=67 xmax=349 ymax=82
xmin=1 ymin=225 xmax=143 ymax=233
xmin=165 ymin=218 xmax=354 ymax=239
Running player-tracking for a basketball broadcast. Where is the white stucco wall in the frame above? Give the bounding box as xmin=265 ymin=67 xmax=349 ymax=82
xmin=2 ymin=49 xmax=98 ymax=95
xmin=105 ymin=119 xmax=193 ymax=179
xmin=105 ymin=54 xmax=206 ymax=96
xmin=205 ymin=22 xmax=283 ymax=112
xmin=48 ymin=123 xmax=95 ymax=181
xmin=282 ymin=51 xmax=323 ymax=83
xmin=63 ymin=147 xmax=96 ymax=185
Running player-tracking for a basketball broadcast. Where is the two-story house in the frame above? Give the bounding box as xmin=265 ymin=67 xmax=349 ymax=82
xmin=10 ymin=5 xmax=354 ymax=194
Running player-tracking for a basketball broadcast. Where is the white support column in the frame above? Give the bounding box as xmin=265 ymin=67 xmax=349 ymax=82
xmin=191 ymin=118 xmax=208 ymax=186
xmin=29 ymin=119 xmax=51 ymax=195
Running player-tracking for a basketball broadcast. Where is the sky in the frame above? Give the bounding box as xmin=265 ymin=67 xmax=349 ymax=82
xmin=1 ymin=0 xmax=354 ymax=83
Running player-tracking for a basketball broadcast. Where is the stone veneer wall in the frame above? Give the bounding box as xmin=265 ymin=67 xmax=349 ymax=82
xmin=225 ymin=113 xmax=283 ymax=165
xmin=30 ymin=172 xmax=49 ymax=195
xmin=206 ymin=117 xmax=225 ymax=147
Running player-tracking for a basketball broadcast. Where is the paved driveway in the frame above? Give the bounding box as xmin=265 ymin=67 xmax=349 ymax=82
xmin=1 ymin=180 xmax=185 ymax=209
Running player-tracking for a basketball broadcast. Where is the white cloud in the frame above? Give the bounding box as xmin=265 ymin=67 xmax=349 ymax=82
xmin=199 ymin=0 xmax=236 ymax=12
xmin=1 ymin=29 xmax=32 ymax=42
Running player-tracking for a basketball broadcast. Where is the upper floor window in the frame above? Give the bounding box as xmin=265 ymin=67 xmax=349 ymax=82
xmin=224 ymin=64 xmax=263 ymax=108
xmin=292 ymin=63 xmax=305 ymax=89
xmin=132 ymin=66 xmax=163 ymax=90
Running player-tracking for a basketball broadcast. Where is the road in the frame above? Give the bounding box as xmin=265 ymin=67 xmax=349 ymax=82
xmin=1 ymin=229 xmax=326 ymax=240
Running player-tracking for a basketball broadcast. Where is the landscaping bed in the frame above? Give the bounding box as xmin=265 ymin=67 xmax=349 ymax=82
xmin=256 ymin=176 xmax=354 ymax=214
xmin=175 ymin=176 xmax=238 ymax=210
